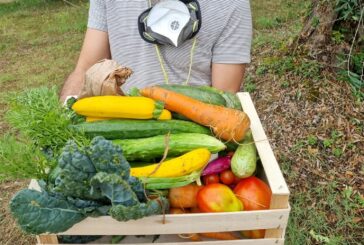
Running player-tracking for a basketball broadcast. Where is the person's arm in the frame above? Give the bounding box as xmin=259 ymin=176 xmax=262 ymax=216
xmin=60 ymin=28 xmax=111 ymax=102
xmin=210 ymin=0 xmax=252 ymax=93
xmin=211 ymin=64 xmax=246 ymax=93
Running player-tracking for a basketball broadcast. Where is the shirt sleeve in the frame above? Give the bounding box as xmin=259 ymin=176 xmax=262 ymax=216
xmin=88 ymin=0 xmax=108 ymax=32
xmin=212 ymin=0 xmax=252 ymax=64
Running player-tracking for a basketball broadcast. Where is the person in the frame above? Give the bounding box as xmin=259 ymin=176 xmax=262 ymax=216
xmin=60 ymin=0 xmax=252 ymax=102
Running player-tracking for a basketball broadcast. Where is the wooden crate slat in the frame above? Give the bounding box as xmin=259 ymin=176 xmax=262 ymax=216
xmin=237 ymin=92 xmax=290 ymax=199
xmin=37 ymin=238 xmax=285 ymax=245
xmin=57 ymin=208 xmax=289 ymax=236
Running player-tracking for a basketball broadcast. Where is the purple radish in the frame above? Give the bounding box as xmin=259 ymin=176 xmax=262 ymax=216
xmin=202 ymin=156 xmax=232 ymax=176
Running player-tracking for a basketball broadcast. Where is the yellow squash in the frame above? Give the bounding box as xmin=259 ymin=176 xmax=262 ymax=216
xmin=72 ymin=96 xmax=171 ymax=120
xmin=85 ymin=109 xmax=171 ymax=122
xmin=131 ymin=148 xmax=211 ymax=178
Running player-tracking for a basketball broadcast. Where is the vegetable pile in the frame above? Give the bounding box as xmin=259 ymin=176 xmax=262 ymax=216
xmin=7 ymin=84 xmax=272 ymax=241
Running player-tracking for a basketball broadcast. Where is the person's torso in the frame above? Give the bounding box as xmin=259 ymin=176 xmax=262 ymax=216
xmin=105 ymin=0 xmax=230 ymax=92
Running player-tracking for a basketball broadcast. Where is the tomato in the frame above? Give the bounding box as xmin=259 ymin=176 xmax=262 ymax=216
xmin=197 ymin=183 xmax=243 ymax=212
xmin=241 ymin=230 xmax=265 ymax=239
xmin=233 ymin=175 xmax=242 ymax=184
xmin=220 ymin=170 xmax=235 ymax=185
xmin=202 ymin=174 xmax=219 ymax=185
xmin=233 ymin=176 xmax=272 ymax=211
xmin=234 ymin=177 xmax=271 ymax=239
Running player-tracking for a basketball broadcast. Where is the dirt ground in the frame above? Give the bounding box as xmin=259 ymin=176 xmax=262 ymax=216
xmin=0 ymin=180 xmax=36 ymax=245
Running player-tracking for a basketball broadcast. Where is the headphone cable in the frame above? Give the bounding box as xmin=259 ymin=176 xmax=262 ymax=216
xmin=147 ymin=0 xmax=197 ymax=85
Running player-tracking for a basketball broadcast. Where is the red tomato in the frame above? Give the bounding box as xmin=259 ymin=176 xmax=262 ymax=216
xmin=234 ymin=177 xmax=271 ymax=239
xmin=220 ymin=170 xmax=235 ymax=185
xmin=233 ymin=176 xmax=242 ymax=184
xmin=202 ymin=174 xmax=219 ymax=185
xmin=197 ymin=183 xmax=243 ymax=212
xmin=233 ymin=176 xmax=272 ymax=211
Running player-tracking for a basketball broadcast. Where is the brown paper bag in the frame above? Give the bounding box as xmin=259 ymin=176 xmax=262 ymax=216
xmin=79 ymin=59 xmax=133 ymax=98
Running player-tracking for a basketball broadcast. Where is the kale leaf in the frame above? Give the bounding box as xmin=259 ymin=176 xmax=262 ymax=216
xmin=10 ymin=136 xmax=169 ymax=235
xmin=110 ymin=197 xmax=169 ymax=222
xmin=53 ymin=140 xmax=100 ymax=200
xmin=10 ymin=189 xmax=86 ymax=234
xmin=88 ymin=136 xmax=130 ymax=179
xmin=90 ymin=172 xmax=139 ymax=206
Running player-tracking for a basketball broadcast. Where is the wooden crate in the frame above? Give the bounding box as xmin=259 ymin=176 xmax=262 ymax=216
xmin=31 ymin=92 xmax=290 ymax=245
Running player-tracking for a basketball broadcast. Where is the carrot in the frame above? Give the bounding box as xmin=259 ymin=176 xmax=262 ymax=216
xmin=200 ymin=232 xmax=239 ymax=240
xmin=140 ymin=86 xmax=250 ymax=142
xmin=168 ymin=184 xmax=202 ymax=209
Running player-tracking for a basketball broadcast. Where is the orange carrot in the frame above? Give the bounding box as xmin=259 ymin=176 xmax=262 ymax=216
xmin=200 ymin=232 xmax=239 ymax=240
xmin=140 ymin=86 xmax=250 ymax=142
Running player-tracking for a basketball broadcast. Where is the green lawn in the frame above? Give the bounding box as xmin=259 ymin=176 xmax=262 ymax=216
xmin=0 ymin=0 xmax=363 ymax=244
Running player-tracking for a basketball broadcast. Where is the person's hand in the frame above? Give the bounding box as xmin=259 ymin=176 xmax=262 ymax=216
xmin=60 ymin=28 xmax=111 ymax=102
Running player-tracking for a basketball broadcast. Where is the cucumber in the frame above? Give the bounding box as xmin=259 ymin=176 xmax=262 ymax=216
xmin=113 ymin=133 xmax=225 ymax=161
xmin=159 ymin=84 xmax=226 ymax=106
xmin=70 ymin=119 xmax=211 ymax=139
xmin=231 ymin=131 xmax=257 ymax=178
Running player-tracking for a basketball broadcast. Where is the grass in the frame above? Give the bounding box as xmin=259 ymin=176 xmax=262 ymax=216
xmin=0 ymin=0 xmax=363 ymax=244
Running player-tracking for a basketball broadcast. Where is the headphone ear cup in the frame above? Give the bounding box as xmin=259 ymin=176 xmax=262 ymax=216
xmin=138 ymin=7 xmax=160 ymax=45
xmin=188 ymin=0 xmax=202 ymax=38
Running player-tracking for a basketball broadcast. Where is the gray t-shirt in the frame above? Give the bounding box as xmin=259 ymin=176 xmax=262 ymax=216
xmin=88 ymin=0 xmax=252 ymax=93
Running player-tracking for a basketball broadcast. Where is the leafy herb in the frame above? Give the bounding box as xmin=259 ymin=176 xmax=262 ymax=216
xmin=0 ymin=134 xmax=51 ymax=181
xmin=5 ymin=86 xmax=89 ymax=155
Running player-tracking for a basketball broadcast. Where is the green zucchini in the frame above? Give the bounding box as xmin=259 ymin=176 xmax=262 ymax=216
xmin=196 ymin=85 xmax=242 ymax=110
xmin=219 ymin=92 xmax=242 ymax=110
xmin=231 ymin=131 xmax=257 ymax=178
xmin=140 ymin=171 xmax=201 ymax=189
xmin=160 ymin=84 xmax=242 ymax=110
xmin=70 ymin=119 xmax=211 ymax=139
xmin=171 ymin=112 xmax=191 ymax=121
xmin=159 ymin=84 xmax=226 ymax=106
xmin=113 ymin=133 xmax=225 ymax=161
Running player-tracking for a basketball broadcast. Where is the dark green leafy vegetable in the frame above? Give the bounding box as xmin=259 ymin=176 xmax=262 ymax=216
xmin=88 ymin=137 xmax=130 ymax=179
xmin=54 ymin=140 xmax=99 ymax=200
xmin=10 ymin=136 xmax=168 ymax=234
xmin=58 ymin=236 xmax=101 ymax=244
xmin=10 ymin=189 xmax=86 ymax=234
xmin=110 ymin=197 xmax=169 ymax=222
xmin=90 ymin=172 xmax=139 ymax=206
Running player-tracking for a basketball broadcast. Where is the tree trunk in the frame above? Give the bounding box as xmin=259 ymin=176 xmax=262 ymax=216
xmin=294 ymin=0 xmax=338 ymax=60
